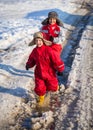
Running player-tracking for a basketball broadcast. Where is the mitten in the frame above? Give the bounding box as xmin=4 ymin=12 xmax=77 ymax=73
xmin=26 ymin=64 xmax=30 ymax=70
xmin=57 ymin=71 xmax=63 ymax=76
xmin=49 ymin=36 xmax=54 ymax=42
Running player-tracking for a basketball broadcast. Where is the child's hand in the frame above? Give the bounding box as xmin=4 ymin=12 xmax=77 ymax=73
xmin=49 ymin=36 xmax=54 ymax=42
xmin=25 ymin=64 xmax=30 ymax=70
xmin=57 ymin=71 xmax=63 ymax=76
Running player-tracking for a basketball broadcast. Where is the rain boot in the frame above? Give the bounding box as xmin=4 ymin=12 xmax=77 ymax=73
xmin=37 ymin=95 xmax=45 ymax=106
xmin=55 ymin=85 xmax=59 ymax=94
xmin=57 ymin=85 xmax=59 ymax=91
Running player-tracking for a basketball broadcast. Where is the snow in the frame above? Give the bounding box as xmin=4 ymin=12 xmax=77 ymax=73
xmin=0 ymin=0 xmax=93 ymax=130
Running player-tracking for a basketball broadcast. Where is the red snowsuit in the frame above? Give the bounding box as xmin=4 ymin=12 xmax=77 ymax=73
xmin=26 ymin=45 xmax=64 ymax=96
xmin=41 ymin=23 xmax=62 ymax=57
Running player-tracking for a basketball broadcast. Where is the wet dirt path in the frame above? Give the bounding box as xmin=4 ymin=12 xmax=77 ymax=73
xmin=54 ymin=12 xmax=93 ymax=130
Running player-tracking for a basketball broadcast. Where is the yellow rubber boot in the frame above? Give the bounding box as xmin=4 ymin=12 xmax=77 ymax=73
xmin=57 ymin=85 xmax=59 ymax=91
xmin=37 ymin=95 xmax=45 ymax=106
xmin=54 ymin=85 xmax=59 ymax=94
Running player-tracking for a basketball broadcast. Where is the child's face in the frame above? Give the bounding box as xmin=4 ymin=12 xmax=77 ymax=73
xmin=49 ymin=18 xmax=56 ymax=25
xmin=35 ymin=38 xmax=43 ymax=47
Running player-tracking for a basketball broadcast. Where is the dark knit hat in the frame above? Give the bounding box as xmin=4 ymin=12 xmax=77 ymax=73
xmin=48 ymin=11 xmax=58 ymax=19
xmin=41 ymin=11 xmax=63 ymax=27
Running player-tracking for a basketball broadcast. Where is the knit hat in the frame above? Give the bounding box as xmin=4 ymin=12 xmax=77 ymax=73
xmin=41 ymin=11 xmax=63 ymax=27
xmin=48 ymin=11 xmax=58 ymax=19
xmin=29 ymin=31 xmax=52 ymax=46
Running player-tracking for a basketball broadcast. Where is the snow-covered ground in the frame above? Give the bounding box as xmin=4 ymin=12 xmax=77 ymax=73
xmin=0 ymin=0 xmax=93 ymax=130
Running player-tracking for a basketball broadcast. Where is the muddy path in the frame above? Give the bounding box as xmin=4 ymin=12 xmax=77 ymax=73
xmin=54 ymin=12 xmax=93 ymax=130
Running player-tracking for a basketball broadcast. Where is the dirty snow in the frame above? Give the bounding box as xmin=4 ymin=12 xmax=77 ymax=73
xmin=0 ymin=0 xmax=93 ymax=130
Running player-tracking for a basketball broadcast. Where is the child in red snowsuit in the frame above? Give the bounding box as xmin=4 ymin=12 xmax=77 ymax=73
xmin=41 ymin=11 xmax=63 ymax=57
xmin=26 ymin=32 xmax=65 ymax=106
